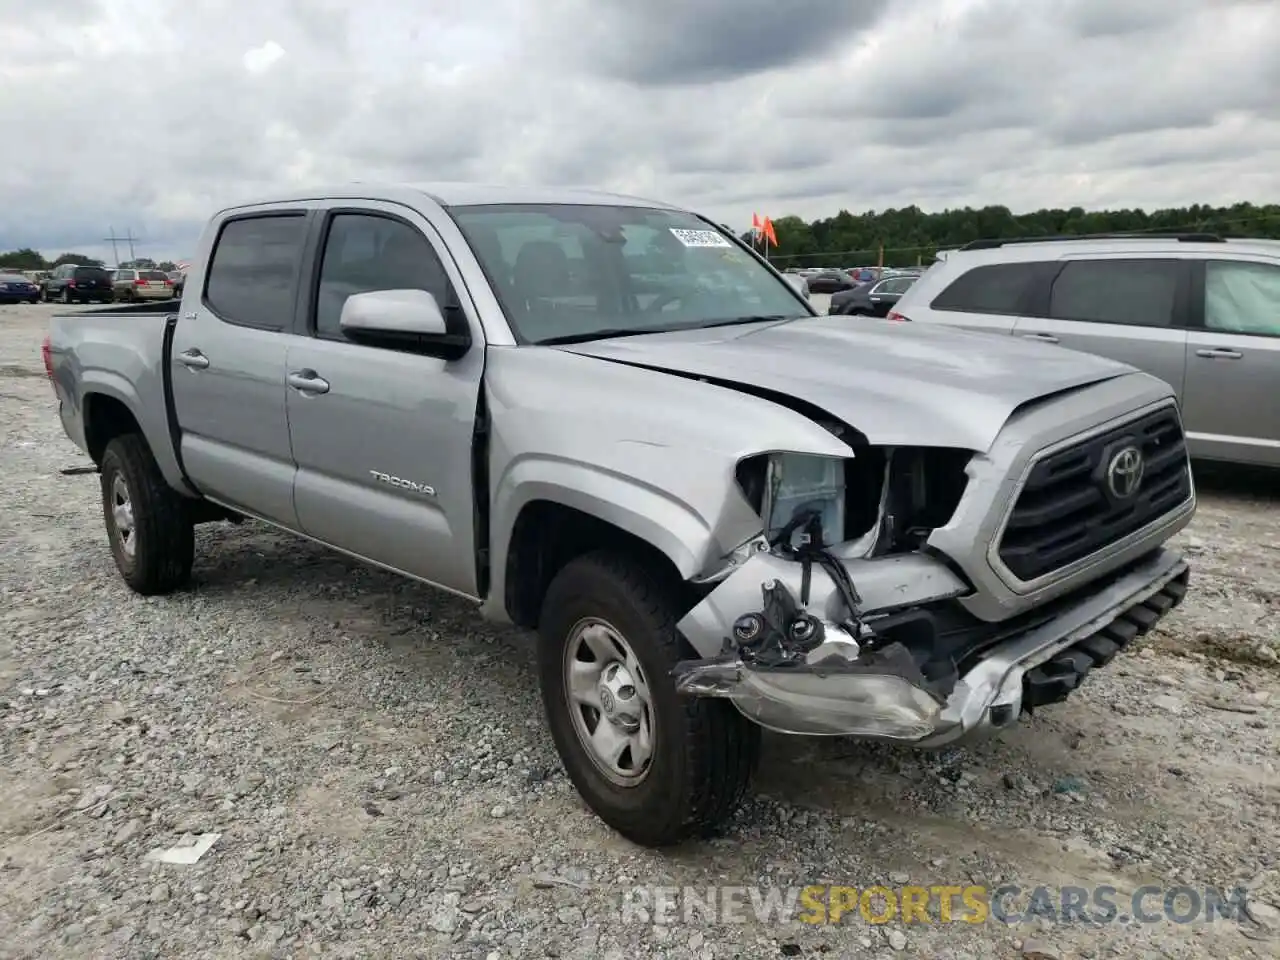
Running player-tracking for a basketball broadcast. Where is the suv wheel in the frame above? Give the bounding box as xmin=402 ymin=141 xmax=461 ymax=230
xmin=538 ymin=550 xmax=760 ymax=846
xmin=100 ymin=435 xmax=195 ymax=594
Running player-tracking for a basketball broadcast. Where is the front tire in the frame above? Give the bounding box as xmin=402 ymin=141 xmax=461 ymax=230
xmin=538 ymin=550 xmax=760 ymax=846
xmin=100 ymin=435 xmax=195 ymax=595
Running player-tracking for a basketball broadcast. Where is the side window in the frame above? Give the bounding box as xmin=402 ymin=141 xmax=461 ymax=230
xmin=930 ymin=262 xmax=1042 ymax=315
xmin=1204 ymin=261 xmax=1280 ymax=337
xmin=315 ymin=213 xmax=452 ymax=341
xmin=204 ymin=214 xmax=307 ymax=330
xmin=1048 ymin=259 xmax=1180 ymax=328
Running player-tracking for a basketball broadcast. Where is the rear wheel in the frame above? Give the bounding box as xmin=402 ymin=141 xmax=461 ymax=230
xmin=538 ymin=550 xmax=760 ymax=846
xmin=100 ymin=435 xmax=195 ymax=595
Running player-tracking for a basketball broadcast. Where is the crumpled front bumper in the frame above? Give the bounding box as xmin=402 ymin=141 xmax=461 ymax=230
xmin=674 ymin=547 xmax=1190 ymax=746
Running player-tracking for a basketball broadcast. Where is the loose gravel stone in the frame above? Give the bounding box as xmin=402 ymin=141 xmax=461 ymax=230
xmin=1 ymin=303 xmax=1277 ymax=958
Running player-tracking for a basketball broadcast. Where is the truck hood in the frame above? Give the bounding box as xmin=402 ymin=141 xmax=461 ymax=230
xmin=557 ymin=316 xmax=1135 ymax=452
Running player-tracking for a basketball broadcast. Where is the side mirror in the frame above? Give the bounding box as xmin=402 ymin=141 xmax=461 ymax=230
xmin=338 ymin=289 xmax=469 ymax=359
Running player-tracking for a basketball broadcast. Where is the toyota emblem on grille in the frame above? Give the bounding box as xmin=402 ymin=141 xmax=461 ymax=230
xmin=1106 ymin=445 xmax=1145 ymax=499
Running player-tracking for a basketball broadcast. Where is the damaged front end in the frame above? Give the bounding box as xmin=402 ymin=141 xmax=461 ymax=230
xmin=673 ymin=443 xmax=1191 ymax=745
xmin=675 ymin=576 xmax=951 ymax=739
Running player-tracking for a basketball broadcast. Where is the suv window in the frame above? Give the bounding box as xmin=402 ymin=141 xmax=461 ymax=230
xmin=73 ymin=266 xmax=110 ymax=281
xmin=314 ymin=213 xmax=453 ymax=340
xmin=1048 ymin=259 xmax=1180 ymax=327
xmin=117 ymin=269 xmax=135 ymax=281
xmin=205 ymin=214 xmax=307 ymax=330
xmin=1204 ymin=260 xmax=1280 ymax=336
xmin=931 ymin=262 xmax=1041 ymax=315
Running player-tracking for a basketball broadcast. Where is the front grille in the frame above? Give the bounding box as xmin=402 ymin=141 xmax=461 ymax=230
xmin=996 ymin=406 xmax=1191 ymax=582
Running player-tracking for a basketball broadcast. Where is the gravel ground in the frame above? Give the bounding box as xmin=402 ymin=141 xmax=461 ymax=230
xmin=1 ymin=302 xmax=1277 ymax=960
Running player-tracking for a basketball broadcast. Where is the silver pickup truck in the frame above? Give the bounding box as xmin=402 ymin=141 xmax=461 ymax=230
xmin=46 ymin=183 xmax=1196 ymax=847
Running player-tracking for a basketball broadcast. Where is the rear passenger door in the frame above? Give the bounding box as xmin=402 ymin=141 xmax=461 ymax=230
xmin=1180 ymin=259 xmax=1280 ymax=466
xmin=284 ymin=204 xmax=486 ymax=597
xmin=1013 ymin=258 xmax=1189 ymax=396
xmin=919 ymin=261 xmax=1046 ymax=334
xmin=170 ymin=210 xmax=311 ymax=527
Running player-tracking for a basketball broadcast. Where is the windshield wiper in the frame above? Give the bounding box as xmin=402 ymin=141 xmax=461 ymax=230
xmin=536 ymin=327 xmax=674 ymax=346
xmin=536 ymin=315 xmax=802 ymax=347
xmin=698 ymin=314 xmax=802 ymax=328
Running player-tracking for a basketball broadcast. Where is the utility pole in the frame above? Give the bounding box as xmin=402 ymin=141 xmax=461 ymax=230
xmin=103 ymin=226 xmax=141 ymax=266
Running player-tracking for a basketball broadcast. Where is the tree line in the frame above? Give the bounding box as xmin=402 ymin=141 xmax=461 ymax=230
xmin=0 ymin=248 xmax=179 ymax=272
xmin=738 ymin=201 xmax=1280 ymax=268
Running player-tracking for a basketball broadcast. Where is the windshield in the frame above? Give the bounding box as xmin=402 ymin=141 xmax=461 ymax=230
xmin=449 ymin=203 xmax=811 ymax=344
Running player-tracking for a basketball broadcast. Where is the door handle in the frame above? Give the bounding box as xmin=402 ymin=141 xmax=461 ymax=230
xmin=287 ymin=370 xmax=330 ymax=395
xmin=177 ymin=349 xmax=209 ymax=369
xmin=1194 ymin=347 xmax=1243 ymax=360
xmin=1021 ymin=333 xmax=1059 ymax=343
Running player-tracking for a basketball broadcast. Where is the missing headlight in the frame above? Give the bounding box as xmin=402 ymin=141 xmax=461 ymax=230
xmin=736 ymin=446 xmax=972 ymax=556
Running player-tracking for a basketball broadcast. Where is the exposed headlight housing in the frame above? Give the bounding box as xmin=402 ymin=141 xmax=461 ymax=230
xmin=740 ymin=453 xmax=846 ymax=551
xmin=736 ymin=446 xmax=973 ymax=557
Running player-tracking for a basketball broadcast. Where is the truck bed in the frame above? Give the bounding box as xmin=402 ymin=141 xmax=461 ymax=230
xmin=48 ymin=301 xmax=189 ymax=493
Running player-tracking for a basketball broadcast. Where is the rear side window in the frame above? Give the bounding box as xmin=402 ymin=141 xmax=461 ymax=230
xmin=1204 ymin=260 xmax=1280 ymax=336
xmin=205 ymin=214 xmax=307 ymax=330
xmin=1049 ymin=259 xmax=1179 ymax=327
xmin=930 ymin=262 xmax=1042 ymax=315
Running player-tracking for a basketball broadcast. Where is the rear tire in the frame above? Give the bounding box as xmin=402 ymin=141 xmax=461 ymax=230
xmin=538 ymin=550 xmax=760 ymax=846
xmin=100 ymin=435 xmax=195 ymax=595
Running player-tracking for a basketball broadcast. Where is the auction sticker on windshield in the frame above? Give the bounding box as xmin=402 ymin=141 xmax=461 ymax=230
xmin=669 ymin=228 xmax=732 ymax=248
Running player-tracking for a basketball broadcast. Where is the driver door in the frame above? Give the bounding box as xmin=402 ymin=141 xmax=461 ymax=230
xmin=285 ymin=204 xmax=487 ymax=596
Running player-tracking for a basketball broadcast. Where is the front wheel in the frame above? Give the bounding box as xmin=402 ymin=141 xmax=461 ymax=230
xmin=538 ymin=551 xmax=760 ymax=846
xmin=100 ymin=435 xmax=195 ymax=594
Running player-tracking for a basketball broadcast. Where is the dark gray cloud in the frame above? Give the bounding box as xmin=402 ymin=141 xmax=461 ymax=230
xmin=531 ymin=0 xmax=893 ymax=86
xmin=0 ymin=0 xmax=1278 ymax=263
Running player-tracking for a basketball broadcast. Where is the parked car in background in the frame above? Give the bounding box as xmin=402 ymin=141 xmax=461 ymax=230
xmin=0 ymin=272 xmax=42 ymax=303
xmin=42 ymin=264 xmax=114 ymax=304
xmin=46 ymin=182 xmax=1195 ymax=846
xmin=829 ymin=274 xmax=918 ymax=316
xmin=805 ymin=269 xmax=858 ymax=294
xmin=891 ymin=233 xmax=1280 ymax=467
xmin=113 ymin=268 xmax=176 ymax=301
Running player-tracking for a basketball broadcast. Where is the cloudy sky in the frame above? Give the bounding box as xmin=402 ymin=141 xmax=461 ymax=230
xmin=2 ymin=0 xmax=1278 ymax=264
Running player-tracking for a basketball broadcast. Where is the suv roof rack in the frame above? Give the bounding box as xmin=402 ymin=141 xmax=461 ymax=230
xmin=959 ymin=232 xmax=1225 ymax=251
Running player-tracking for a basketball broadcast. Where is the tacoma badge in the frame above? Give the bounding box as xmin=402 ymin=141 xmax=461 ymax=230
xmin=369 ymin=470 xmax=435 ymax=496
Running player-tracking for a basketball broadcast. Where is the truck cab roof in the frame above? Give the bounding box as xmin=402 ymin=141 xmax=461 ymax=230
xmin=219 ymin=182 xmax=681 ymax=216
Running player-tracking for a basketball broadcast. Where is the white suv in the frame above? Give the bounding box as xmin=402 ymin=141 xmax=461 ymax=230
xmin=891 ymin=234 xmax=1280 ymax=468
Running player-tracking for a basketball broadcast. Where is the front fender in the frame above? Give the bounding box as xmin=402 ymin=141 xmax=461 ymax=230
xmin=483 ymin=456 xmax=718 ymax=623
